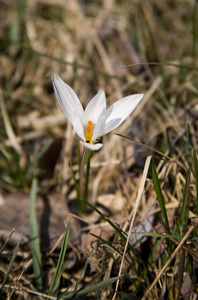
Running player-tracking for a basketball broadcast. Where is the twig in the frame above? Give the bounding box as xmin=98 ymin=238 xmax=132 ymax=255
xmin=112 ymin=155 xmax=152 ymax=300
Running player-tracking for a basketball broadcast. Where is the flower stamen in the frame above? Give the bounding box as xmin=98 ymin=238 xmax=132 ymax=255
xmin=85 ymin=120 xmax=93 ymax=144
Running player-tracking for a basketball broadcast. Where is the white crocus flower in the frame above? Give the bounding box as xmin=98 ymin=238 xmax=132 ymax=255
xmin=52 ymin=75 xmax=144 ymax=151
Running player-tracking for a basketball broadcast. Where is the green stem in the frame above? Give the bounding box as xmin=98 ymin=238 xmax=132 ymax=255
xmin=79 ymin=147 xmax=88 ymax=214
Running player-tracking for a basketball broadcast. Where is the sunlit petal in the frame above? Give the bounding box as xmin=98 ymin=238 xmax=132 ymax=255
xmin=103 ymin=94 xmax=144 ymax=135
xmin=102 ymin=118 xmax=121 ymax=136
xmin=80 ymin=141 xmax=103 ymax=151
xmin=72 ymin=116 xmax=85 ymax=142
xmin=92 ymin=108 xmax=106 ymax=141
xmin=52 ymin=75 xmax=84 ymax=126
xmin=83 ymin=91 xmax=106 ymax=126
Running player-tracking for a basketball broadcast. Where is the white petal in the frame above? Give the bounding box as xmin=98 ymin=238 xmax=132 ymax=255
xmin=52 ymin=75 xmax=84 ymax=126
xmin=102 ymin=118 xmax=121 ymax=135
xmin=92 ymin=108 xmax=106 ymax=141
xmin=72 ymin=117 xmax=85 ymax=142
xmin=83 ymin=91 xmax=106 ymax=126
xmin=80 ymin=141 xmax=103 ymax=151
xmin=103 ymin=94 xmax=144 ymax=135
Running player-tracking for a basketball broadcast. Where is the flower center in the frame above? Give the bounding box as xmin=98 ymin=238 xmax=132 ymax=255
xmin=84 ymin=121 xmax=93 ymax=144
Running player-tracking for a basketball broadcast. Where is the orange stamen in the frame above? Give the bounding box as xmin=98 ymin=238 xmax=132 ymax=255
xmin=87 ymin=120 xmax=93 ymax=133
xmin=85 ymin=121 xmax=93 ymax=144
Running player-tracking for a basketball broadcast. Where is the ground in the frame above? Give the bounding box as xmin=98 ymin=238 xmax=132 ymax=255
xmin=0 ymin=0 xmax=198 ymax=299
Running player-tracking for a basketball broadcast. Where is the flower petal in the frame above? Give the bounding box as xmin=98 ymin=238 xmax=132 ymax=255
xmin=83 ymin=91 xmax=106 ymax=126
xmin=80 ymin=141 xmax=103 ymax=151
xmin=92 ymin=108 xmax=106 ymax=141
xmin=72 ymin=116 xmax=85 ymax=142
xmin=103 ymin=94 xmax=144 ymax=135
xmin=52 ymin=75 xmax=84 ymax=126
xmin=102 ymin=118 xmax=121 ymax=136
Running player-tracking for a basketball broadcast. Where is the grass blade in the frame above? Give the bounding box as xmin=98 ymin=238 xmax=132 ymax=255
xmin=0 ymin=235 xmax=23 ymax=293
xmin=176 ymin=169 xmax=191 ymax=232
xmin=63 ymin=275 xmax=124 ymax=299
xmin=84 ymin=200 xmax=140 ymax=272
xmin=48 ymin=223 xmax=70 ymax=295
xmin=0 ymin=229 xmax=15 ymax=255
xmin=90 ymin=233 xmax=124 ymax=257
xmin=185 ymin=124 xmax=190 ymax=165
xmin=26 ymin=139 xmax=51 ymax=179
xmin=84 ymin=200 xmax=127 ymax=244
xmin=193 ymin=148 xmax=198 ymax=214
xmin=89 ymin=233 xmax=140 ymax=280
xmin=29 ymin=178 xmax=42 ymax=291
xmin=27 ymin=49 xmax=127 ymax=83
xmin=9 ymin=0 xmax=27 ymax=53
xmin=77 ymin=141 xmax=81 ymax=171
xmin=192 ymin=0 xmax=198 ymax=73
xmin=134 ymin=232 xmax=184 ymax=239
xmin=151 ymin=160 xmax=170 ymax=233
xmin=69 ymin=160 xmax=79 ymax=199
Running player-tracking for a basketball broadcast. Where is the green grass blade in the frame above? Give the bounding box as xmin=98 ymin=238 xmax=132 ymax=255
xmin=26 ymin=139 xmax=51 ymax=179
xmin=185 ymin=124 xmax=190 ymax=165
xmin=166 ymin=128 xmax=173 ymax=158
xmin=48 ymin=223 xmax=70 ymax=295
xmin=90 ymin=233 xmax=124 ymax=257
xmin=69 ymin=160 xmax=80 ymax=202
xmin=192 ymin=0 xmax=198 ymax=72
xmin=176 ymin=168 xmax=191 ymax=299
xmin=9 ymin=0 xmax=27 ymax=53
xmin=147 ymin=237 xmax=161 ymax=267
xmin=90 ymin=233 xmax=130 ymax=263
xmin=177 ymin=169 xmax=191 ymax=231
xmin=84 ymin=200 xmax=127 ymax=244
xmin=73 ymin=278 xmax=80 ymax=295
xmin=28 ymin=49 xmax=127 ymax=83
xmin=90 ymin=233 xmax=140 ymax=280
xmin=56 ymin=288 xmax=69 ymax=300
xmin=63 ymin=275 xmax=124 ymax=299
xmin=83 ymin=200 xmax=140 ymax=267
xmin=0 ymin=228 xmax=15 ymax=255
xmin=118 ymin=291 xmax=140 ymax=299
xmin=193 ymin=148 xmax=198 ymax=214
xmin=61 ymin=268 xmax=107 ymax=300
xmin=0 ymin=235 xmax=23 ymax=293
xmin=77 ymin=141 xmax=81 ymax=171
xmin=29 ymin=178 xmax=42 ymax=291
xmin=151 ymin=160 xmax=170 ymax=233
xmin=133 ymin=232 xmax=191 ymax=239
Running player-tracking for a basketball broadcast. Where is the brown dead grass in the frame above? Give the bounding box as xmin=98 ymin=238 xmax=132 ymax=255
xmin=0 ymin=0 xmax=198 ymax=299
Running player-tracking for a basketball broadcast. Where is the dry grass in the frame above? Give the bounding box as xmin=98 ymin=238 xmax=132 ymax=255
xmin=0 ymin=0 xmax=198 ymax=299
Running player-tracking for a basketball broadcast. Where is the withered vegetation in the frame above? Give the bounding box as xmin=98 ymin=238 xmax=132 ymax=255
xmin=0 ymin=0 xmax=198 ymax=299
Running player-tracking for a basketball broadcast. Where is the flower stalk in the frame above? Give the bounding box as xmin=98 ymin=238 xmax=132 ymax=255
xmin=79 ymin=147 xmax=89 ymax=214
